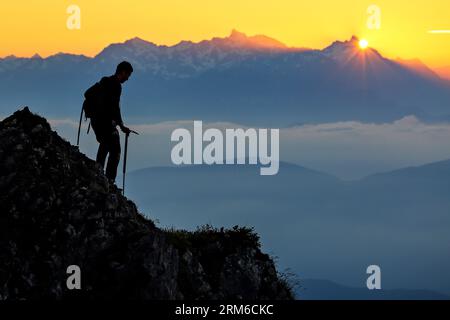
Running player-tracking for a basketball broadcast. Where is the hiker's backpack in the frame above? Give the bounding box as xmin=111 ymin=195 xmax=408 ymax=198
xmin=77 ymin=80 xmax=107 ymax=146
xmin=82 ymin=81 xmax=105 ymax=119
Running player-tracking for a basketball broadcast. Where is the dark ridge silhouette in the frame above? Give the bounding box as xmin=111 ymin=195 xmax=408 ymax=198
xmin=0 ymin=107 xmax=293 ymax=300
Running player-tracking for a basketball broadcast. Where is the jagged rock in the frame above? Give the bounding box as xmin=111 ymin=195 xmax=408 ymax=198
xmin=0 ymin=107 xmax=293 ymax=300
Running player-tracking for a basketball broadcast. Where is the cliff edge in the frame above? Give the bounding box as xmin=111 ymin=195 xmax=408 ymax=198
xmin=0 ymin=107 xmax=293 ymax=300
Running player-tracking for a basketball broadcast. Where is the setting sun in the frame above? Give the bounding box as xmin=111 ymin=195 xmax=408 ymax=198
xmin=359 ymin=39 xmax=369 ymax=49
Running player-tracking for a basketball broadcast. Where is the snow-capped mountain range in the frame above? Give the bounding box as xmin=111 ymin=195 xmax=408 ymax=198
xmin=1 ymin=30 xmax=449 ymax=124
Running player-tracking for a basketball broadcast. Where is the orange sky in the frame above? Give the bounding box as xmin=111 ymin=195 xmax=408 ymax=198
xmin=0 ymin=0 xmax=449 ymax=67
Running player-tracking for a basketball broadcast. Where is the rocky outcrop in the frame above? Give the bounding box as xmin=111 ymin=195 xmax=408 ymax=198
xmin=0 ymin=107 xmax=293 ymax=300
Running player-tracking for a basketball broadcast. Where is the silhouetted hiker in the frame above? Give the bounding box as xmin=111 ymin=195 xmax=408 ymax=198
xmin=83 ymin=61 xmax=133 ymax=182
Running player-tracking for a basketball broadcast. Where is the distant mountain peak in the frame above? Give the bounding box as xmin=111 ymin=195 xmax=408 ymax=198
xmin=229 ymin=29 xmax=247 ymax=40
xmin=220 ymin=29 xmax=289 ymax=50
xmin=95 ymin=36 xmax=159 ymax=60
xmin=322 ymin=35 xmax=385 ymax=63
xmin=324 ymin=35 xmax=360 ymax=51
xmin=2 ymin=54 xmax=18 ymax=61
xmin=350 ymin=35 xmax=360 ymax=42
xmin=31 ymin=53 xmax=42 ymax=59
xmin=124 ymin=36 xmax=155 ymax=46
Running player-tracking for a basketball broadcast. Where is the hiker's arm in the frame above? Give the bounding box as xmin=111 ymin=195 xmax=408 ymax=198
xmin=114 ymin=106 xmax=130 ymax=134
xmin=115 ymin=105 xmax=131 ymax=134
xmin=119 ymin=122 xmax=130 ymax=134
xmin=111 ymin=84 xmax=129 ymax=133
xmin=115 ymin=105 xmax=124 ymax=127
xmin=116 ymin=104 xmax=131 ymax=134
xmin=109 ymin=81 xmax=131 ymax=134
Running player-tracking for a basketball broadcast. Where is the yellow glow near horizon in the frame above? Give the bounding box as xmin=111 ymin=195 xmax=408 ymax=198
xmin=0 ymin=0 xmax=449 ymax=68
xmin=359 ymin=39 xmax=369 ymax=49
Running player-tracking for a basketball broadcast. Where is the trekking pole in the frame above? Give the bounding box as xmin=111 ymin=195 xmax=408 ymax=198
xmin=76 ymin=107 xmax=84 ymax=146
xmin=122 ymin=129 xmax=139 ymax=195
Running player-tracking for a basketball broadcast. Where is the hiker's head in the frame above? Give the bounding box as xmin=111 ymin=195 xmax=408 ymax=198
xmin=115 ymin=61 xmax=133 ymax=83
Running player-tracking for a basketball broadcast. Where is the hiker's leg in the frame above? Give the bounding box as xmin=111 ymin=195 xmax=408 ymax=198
xmin=96 ymin=142 xmax=108 ymax=169
xmin=92 ymin=119 xmax=109 ymax=169
xmin=105 ymin=129 xmax=121 ymax=181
